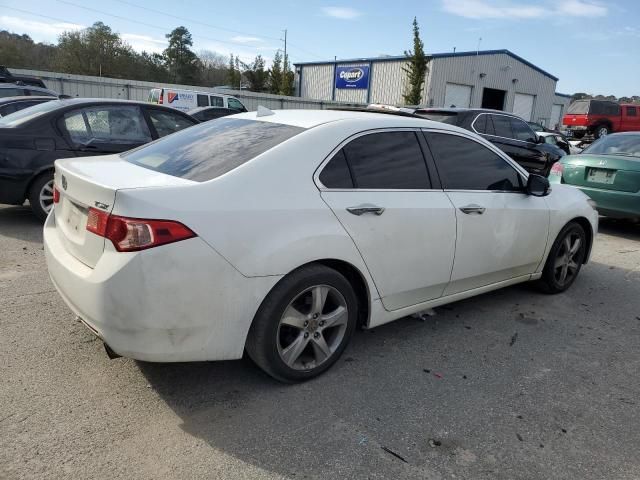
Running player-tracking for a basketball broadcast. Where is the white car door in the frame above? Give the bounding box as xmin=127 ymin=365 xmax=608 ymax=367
xmin=318 ymin=130 xmax=456 ymax=311
xmin=423 ymin=130 xmax=550 ymax=295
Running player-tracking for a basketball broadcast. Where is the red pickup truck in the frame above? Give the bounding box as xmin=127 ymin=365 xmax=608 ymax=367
xmin=562 ymin=100 xmax=640 ymax=139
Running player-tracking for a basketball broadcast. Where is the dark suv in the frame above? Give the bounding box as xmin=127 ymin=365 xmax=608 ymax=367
xmin=415 ymin=108 xmax=564 ymax=176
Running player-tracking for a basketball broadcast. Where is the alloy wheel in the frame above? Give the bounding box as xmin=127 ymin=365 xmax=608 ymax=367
xmin=277 ymin=285 xmax=349 ymax=371
xmin=39 ymin=179 xmax=55 ymax=215
xmin=553 ymin=232 xmax=583 ymax=286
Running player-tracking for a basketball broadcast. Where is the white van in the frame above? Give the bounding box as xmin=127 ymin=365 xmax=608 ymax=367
xmin=148 ymin=88 xmax=247 ymax=113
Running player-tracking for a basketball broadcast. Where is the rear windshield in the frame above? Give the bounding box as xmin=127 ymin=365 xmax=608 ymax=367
xmin=416 ymin=112 xmax=459 ymax=124
xmin=124 ymin=117 xmax=305 ymax=181
xmin=0 ymin=99 xmax=64 ymax=127
xmin=582 ymin=134 xmax=640 ymax=158
xmin=567 ymin=101 xmax=589 ymax=114
xmin=567 ymin=100 xmax=620 ymax=116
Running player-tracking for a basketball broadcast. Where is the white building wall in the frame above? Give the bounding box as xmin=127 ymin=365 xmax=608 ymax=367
xmin=369 ymin=60 xmax=409 ymax=105
xmin=426 ymin=53 xmax=557 ymax=124
xmin=299 ymin=64 xmax=334 ymax=100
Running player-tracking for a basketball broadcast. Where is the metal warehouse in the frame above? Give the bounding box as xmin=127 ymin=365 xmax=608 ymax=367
xmin=295 ymin=49 xmax=572 ymax=129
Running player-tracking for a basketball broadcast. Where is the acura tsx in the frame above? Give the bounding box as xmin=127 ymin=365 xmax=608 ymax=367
xmin=44 ymin=108 xmax=598 ymax=382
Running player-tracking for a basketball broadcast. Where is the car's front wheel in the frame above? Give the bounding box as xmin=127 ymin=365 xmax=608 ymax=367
xmin=246 ymin=264 xmax=358 ymax=383
xmin=539 ymin=222 xmax=587 ymax=293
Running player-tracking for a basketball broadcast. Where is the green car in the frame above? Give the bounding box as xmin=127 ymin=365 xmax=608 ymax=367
xmin=549 ymin=132 xmax=640 ymax=220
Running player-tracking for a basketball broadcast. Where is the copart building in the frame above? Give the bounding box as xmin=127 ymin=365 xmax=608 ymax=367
xmin=294 ymin=49 xmax=572 ymax=129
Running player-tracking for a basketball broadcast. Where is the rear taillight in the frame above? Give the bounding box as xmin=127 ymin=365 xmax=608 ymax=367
xmin=53 ymin=186 xmax=60 ymax=204
xmin=550 ymin=162 xmax=564 ymax=176
xmin=86 ymin=208 xmax=196 ymax=252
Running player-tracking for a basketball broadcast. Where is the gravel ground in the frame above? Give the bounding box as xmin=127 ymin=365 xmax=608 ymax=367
xmin=1 ymin=204 xmax=639 ymax=480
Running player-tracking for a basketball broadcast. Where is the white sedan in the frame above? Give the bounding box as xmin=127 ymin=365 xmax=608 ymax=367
xmin=44 ymin=109 xmax=598 ymax=382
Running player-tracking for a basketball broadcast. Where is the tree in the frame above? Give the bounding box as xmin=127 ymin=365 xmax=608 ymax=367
xmin=227 ymin=54 xmax=241 ymax=88
xmin=164 ymin=26 xmax=200 ymax=84
xmin=402 ymin=17 xmax=427 ymax=106
xmin=199 ymin=50 xmax=228 ymax=86
xmin=269 ymin=50 xmax=283 ymax=94
xmin=243 ymin=55 xmax=269 ymax=92
xmin=571 ymin=92 xmax=590 ymax=101
xmin=281 ymin=53 xmax=295 ymax=96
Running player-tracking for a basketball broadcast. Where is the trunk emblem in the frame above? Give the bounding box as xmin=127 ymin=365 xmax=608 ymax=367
xmin=598 ymin=159 xmax=607 ymax=166
xmin=61 ymin=175 xmax=67 ymax=190
xmin=94 ymin=201 xmax=110 ymax=210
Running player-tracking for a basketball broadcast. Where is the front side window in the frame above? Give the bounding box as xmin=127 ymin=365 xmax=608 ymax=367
xmin=227 ymin=98 xmax=246 ymax=111
xmin=341 ymin=131 xmax=431 ymax=189
xmin=210 ymin=96 xmax=224 ymax=107
xmin=544 ymin=135 xmax=558 ymax=146
xmin=492 ymin=115 xmax=513 ymax=139
xmin=511 ymin=118 xmax=537 ymax=143
xmin=147 ymin=109 xmax=195 ymax=137
xmin=425 ymin=132 xmax=522 ymax=191
xmin=63 ymin=105 xmax=151 ymax=146
xmin=124 ymin=118 xmax=305 ymax=182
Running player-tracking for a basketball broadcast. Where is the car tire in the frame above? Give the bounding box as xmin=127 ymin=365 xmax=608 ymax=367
xmin=594 ymin=125 xmax=610 ymax=139
xmin=539 ymin=222 xmax=587 ymax=294
xmin=28 ymin=172 xmax=55 ymax=221
xmin=246 ymin=264 xmax=358 ymax=383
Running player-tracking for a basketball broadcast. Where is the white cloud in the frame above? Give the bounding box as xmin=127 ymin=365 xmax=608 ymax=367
xmin=121 ymin=33 xmax=166 ymax=54
xmin=0 ymin=15 xmax=84 ymax=43
xmin=441 ymin=0 xmax=607 ymax=19
xmin=321 ymin=6 xmax=362 ymax=19
xmin=230 ymin=35 xmax=264 ymax=44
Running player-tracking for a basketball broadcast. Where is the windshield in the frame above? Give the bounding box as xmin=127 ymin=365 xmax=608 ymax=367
xmin=0 ymin=100 xmax=64 ymax=127
xmin=582 ymin=134 xmax=640 ymax=158
xmin=124 ymin=117 xmax=306 ymax=182
xmin=567 ymin=101 xmax=589 ymax=114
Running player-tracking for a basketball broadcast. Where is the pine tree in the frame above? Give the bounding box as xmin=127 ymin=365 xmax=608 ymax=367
xmin=402 ymin=17 xmax=427 ymax=106
xmin=164 ymin=26 xmax=200 ymax=85
xmin=244 ymin=55 xmax=268 ymax=92
xmin=269 ymin=50 xmax=283 ymax=95
xmin=280 ymin=53 xmax=295 ymax=96
xmin=227 ymin=54 xmax=241 ymax=88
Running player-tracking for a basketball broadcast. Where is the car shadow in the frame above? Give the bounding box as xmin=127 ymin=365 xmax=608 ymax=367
xmin=597 ymin=217 xmax=640 ymax=241
xmin=138 ymin=259 xmax=640 ymax=479
xmin=0 ymin=205 xmax=43 ymax=244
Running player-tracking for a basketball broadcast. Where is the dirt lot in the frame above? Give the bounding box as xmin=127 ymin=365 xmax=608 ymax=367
xmin=1 ymin=204 xmax=639 ymax=480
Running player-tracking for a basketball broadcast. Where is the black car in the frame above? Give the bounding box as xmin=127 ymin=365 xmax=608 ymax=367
xmin=415 ymin=108 xmax=564 ymax=176
xmin=188 ymin=106 xmax=239 ymax=122
xmin=0 ymin=83 xmax=58 ymax=98
xmin=0 ymin=96 xmax=56 ymax=117
xmin=0 ymin=98 xmax=198 ymax=219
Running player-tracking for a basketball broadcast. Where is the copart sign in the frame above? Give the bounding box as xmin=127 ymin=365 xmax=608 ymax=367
xmin=335 ymin=66 xmax=369 ymax=89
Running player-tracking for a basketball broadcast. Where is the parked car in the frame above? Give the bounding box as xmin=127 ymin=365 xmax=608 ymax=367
xmin=537 ymin=131 xmax=581 ymax=155
xmin=562 ymin=100 xmax=640 ymax=139
xmin=188 ymin=106 xmax=239 ymax=122
xmin=0 ymin=65 xmax=48 ymax=88
xmin=0 ymin=83 xmax=58 ymax=98
xmin=44 ymin=109 xmax=597 ymax=382
xmin=0 ymin=96 xmax=56 ymax=117
xmin=527 ymin=121 xmax=550 ymax=133
xmin=549 ymin=132 xmax=640 ymax=220
xmin=415 ymin=108 xmax=564 ymax=176
xmin=0 ymin=98 xmax=197 ymax=220
xmin=148 ymin=87 xmax=247 ymax=113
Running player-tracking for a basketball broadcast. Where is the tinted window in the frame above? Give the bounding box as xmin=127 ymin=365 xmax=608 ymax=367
xmin=626 ymin=106 xmax=637 ymax=116
xmin=0 ymin=104 xmax=16 ymax=116
xmin=63 ymin=105 xmax=151 ymax=145
xmin=210 ymin=96 xmax=224 ymax=107
xmin=417 ymin=112 xmax=459 ymax=124
xmin=583 ymin=135 xmax=640 ymax=158
xmin=124 ymin=118 xmax=305 ymax=182
xmin=147 ymin=109 xmax=195 ymax=137
xmin=492 ymin=115 xmax=513 ymax=138
xmin=227 ymin=98 xmax=246 ymax=111
xmin=590 ymin=101 xmax=620 ymax=116
xmin=197 ymin=94 xmax=209 ymax=107
xmin=0 ymin=99 xmax=64 ymax=127
xmin=426 ymin=132 xmax=522 ymax=191
xmin=319 ymin=150 xmax=353 ymax=188
xmin=511 ymin=118 xmax=537 ymax=142
xmin=342 ymin=131 xmax=430 ymax=189
xmin=473 ymin=114 xmax=487 ymax=133
xmin=0 ymin=88 xmax=24 ymax=98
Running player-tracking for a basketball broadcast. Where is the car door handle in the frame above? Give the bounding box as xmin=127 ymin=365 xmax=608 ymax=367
xmin=346 ymin=205 xmax=385 ymax=216
xmin=459 ymin=204 xmax=486 ymax=215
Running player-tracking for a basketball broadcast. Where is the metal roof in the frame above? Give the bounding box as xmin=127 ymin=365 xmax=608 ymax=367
xmin=294 ymin=49 xmax=559 ymax=82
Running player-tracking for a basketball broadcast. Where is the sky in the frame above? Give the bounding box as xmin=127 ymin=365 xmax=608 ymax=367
xmin=1 ymin=0 xmax=639 ymax=96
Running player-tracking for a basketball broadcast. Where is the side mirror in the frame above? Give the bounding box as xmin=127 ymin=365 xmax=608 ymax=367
xmin=526 ymin=174 xmax=550 ymax=197
xmin=536 ymin=135 xmax=546 ymax=144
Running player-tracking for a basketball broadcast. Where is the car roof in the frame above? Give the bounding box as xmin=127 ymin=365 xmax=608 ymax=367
xmin=230 ymin=108 xmax=469 ymax=131
xmin=188 ymin=106 xmax=234 ymax=114
xmin=418 ymin=107 xmax=517 ymax=116
xmin=0 ymin=83 xmax=56 ymax=93
xmin=0 ymin=96 xmax=55 ymax=103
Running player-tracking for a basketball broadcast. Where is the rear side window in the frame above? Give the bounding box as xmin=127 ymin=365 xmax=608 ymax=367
xmin=492 ymin=115 xmax=513 ymax=138
xmin=147 ymin=109 xmax=195 ymax=137
xmin=210 ymin=96 xmax=224 ymax=107
xmin=426 ymin=132 xmax=522 ymax=191
xmin=124 ymin=118 xmax=305 ymax=182
xmin=197 ymin=94 xmax=209 ymax=107
xmin=341 ymin=131 xmax=430 ymax=189
xmin=319 ymin=150 xmax=353 ymax=188
xmin=626 ymin=106 xmax=637 ymax=116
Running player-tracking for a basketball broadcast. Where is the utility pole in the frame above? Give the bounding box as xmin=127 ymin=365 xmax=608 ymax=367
xmin=283 ymin=29 xmax=287 ymax=65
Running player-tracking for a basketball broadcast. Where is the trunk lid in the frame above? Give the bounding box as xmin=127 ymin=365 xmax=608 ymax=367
xmin=562 ymin=113 xmax=589 ymax=127
xmin=561 ymin=154 xmax=640 ymax=193
xmin=53 ymin=154 xmax=194 ymax=268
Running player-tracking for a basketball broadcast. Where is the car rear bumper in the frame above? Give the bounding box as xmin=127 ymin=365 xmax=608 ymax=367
xmin=0 ymin=172 xmax=30 ymax=204
xmin=44 ymin=209 xmax=280 ymax=362
xmin=573 ymin=185 xmax=640 ymax=219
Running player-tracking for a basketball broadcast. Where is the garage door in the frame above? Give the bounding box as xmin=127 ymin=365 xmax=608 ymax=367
xmin=550 ymin=104 xmax=563 ymax=130
xmin=444 ymin=83 xmax=472 ymax=108
xmin=513 ymin=93 xmax=535 ymax=121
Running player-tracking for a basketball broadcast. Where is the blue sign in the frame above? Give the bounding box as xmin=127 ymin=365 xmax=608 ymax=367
xmin=335 ymin=66 xmax=369 ymax=89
